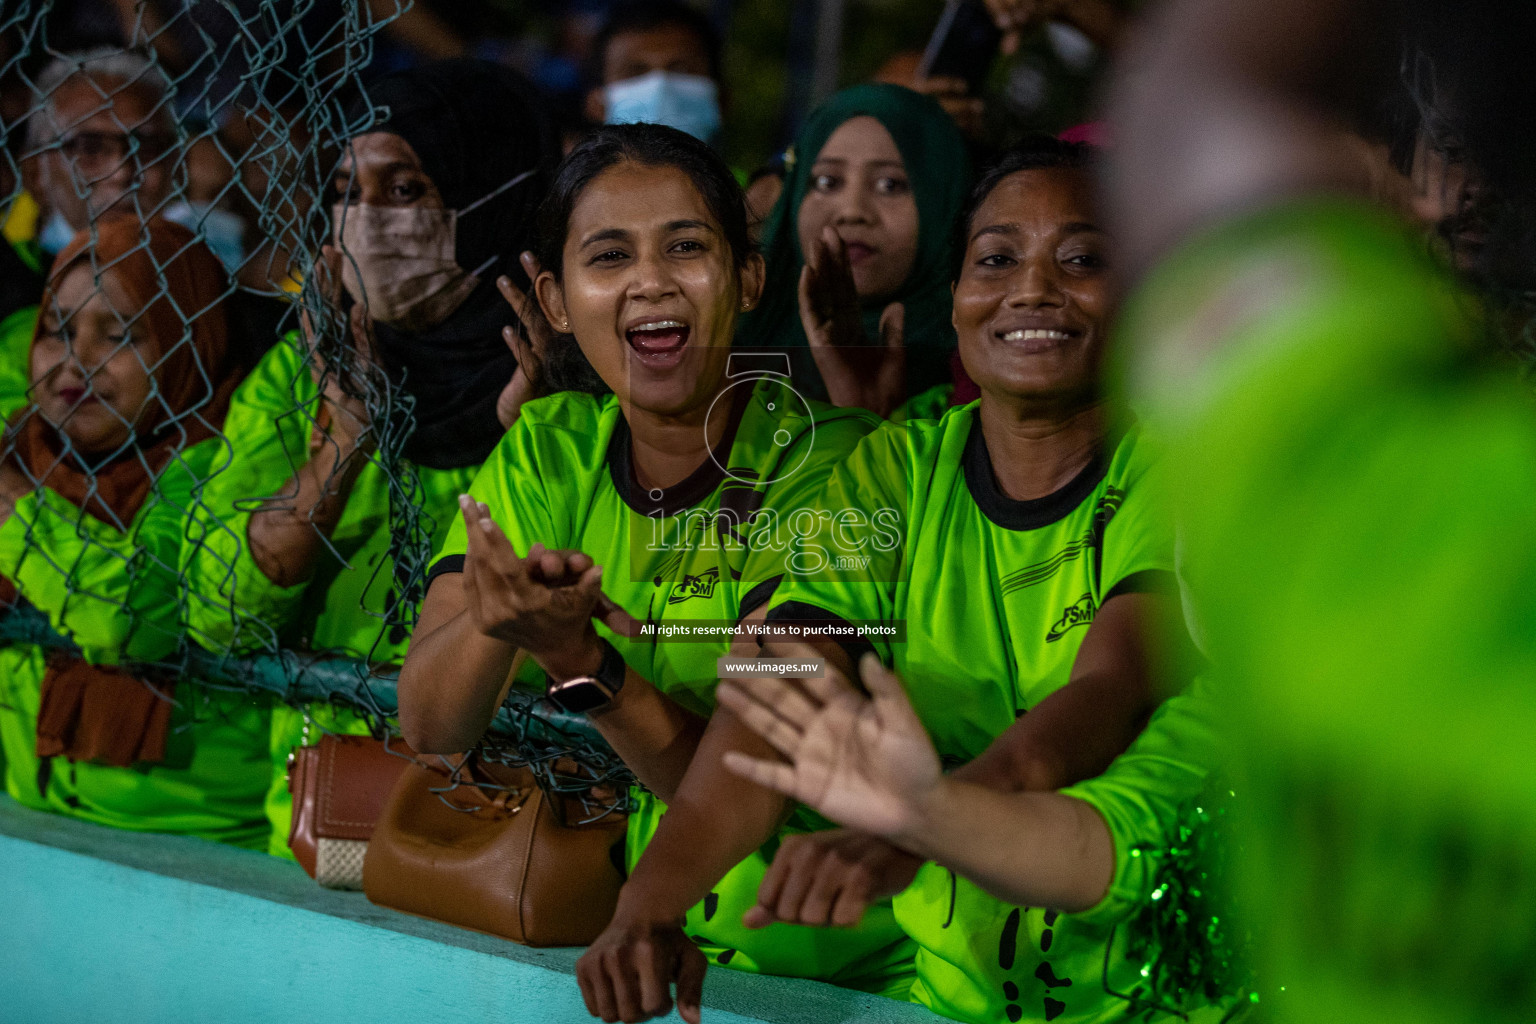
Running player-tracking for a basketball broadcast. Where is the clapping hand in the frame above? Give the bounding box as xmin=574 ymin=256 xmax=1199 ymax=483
xmin=799 ymin=227 xmax=906 ymax=417
xmin=717 ymin=648 xmax=942 ymax=843
xmin=458 ymin=494 xmax=616 ymax=679
xmin=495 ymin=252 xmax=556 ymax=429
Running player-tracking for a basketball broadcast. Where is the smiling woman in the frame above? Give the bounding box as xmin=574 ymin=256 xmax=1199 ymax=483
xmin=531 ymin=140 xmax=756 ymax=428
xmin=397 ymin=124 xmax=914 ymax=1020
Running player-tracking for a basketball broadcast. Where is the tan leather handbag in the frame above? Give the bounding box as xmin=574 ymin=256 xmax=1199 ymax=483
xmin=287 ymin=733 xmax=417 ymax=889
xmin=363 ymin=757 xmax=628 ymax=947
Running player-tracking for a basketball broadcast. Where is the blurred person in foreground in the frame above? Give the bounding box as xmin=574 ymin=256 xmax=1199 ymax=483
xmin=1110 ymin=0 xmax=1536 ymax=1019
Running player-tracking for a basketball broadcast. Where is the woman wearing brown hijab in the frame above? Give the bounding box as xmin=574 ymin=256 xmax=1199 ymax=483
xmin=0 ymin=214 xmax=269 ymax=848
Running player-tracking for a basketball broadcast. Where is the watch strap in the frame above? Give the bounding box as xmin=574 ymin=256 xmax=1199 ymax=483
xmin=593 ymin=636 xmax=626 ymax=695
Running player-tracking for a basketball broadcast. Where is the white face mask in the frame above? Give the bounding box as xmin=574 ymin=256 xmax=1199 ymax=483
xmin=604 ymin=70 xmax=722 ymax=145
xmin=330 ymin=167 xmax=535 ymax=332
xmin=332 ymin=203 xmax=478 ymax=332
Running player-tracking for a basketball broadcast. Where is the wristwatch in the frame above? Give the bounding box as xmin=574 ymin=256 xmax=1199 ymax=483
xmin=545 ymin=637 xmax=627 ymax=714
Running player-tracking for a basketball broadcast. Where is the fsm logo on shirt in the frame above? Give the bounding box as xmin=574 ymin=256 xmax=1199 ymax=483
xmin=667 ymin=567 xmax=720 ymax=603
xmin=1046 ymin=593 xmax=1096 ymax=642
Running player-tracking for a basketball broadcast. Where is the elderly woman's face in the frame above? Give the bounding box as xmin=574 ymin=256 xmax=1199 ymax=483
xmin=331 ymin=132 xmax=444 ymax=210
xmin=32 ymin=263 xmax=155 ymax=455
xmin=796 ymin=116 xmax=920 ymax=304
xmin=952 ymin=167 xmax=1111 ymax=409
xmin=538 ymin=160 xmax=761 ymax=419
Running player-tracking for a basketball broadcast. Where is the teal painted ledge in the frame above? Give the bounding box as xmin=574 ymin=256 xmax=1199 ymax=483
xmin=0 ymin=796 xmax=941 ymax=1024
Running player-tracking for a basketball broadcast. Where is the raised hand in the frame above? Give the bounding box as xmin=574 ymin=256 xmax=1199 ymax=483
xmin=799 ymin=226 xmax=865 ymax=351
xmin=298 ymin=243 xmax=343 ymax=351
xmin=799 ymin=228 xmax=907 ymax=417
xmin=495 ymin=252 xmax=556 ymax=429
xmin=458 ymin=494 xmax=609 ymax=678
xmin=716 ymin=650 xmax=942 ymax=842
xmin=743 ymin=828 xmax=923 ymax=929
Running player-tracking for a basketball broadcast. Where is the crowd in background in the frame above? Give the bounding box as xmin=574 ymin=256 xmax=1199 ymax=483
xmin=1 ymin=2 xmax=1534 ymax=1024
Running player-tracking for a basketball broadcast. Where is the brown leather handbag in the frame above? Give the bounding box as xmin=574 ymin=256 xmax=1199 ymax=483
xmin=363 ymin=757 xmax=627 ymax=947
xmin=287 ymin=734 xmax=417 ymax=889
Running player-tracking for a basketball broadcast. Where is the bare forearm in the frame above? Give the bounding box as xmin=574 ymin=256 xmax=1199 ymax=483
xmin=897 ymin=780 xmax=1115 ymax=911
xmin=616 ymin=712 xmax=790 ymax=924
xmin=246 ymin=434 xmax=367 ymax=587
xmin=588 ymin=677 xmax=707 ymax=803
xmin=397 ymin=610 xmax=519 ymax=753
xmin=965 ymin=670 xmax=1153 ymax=793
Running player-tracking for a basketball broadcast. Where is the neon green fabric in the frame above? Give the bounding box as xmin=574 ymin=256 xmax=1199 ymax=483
xmin=1055 ymin=677 xmax=1235 ymax=1022
xmin=183 ymin=334 xmax=479 ymax=856
xmin=768 ymin=405 xmax=1176 ymax=1024
xmin=1059 ymin=676 xmax=1224 ymax=929
xmin=1118 ymin=198 xmax=1536 ymax=1024
xmin=432 ymin=383 xmax=914 ymax=992
xmin=0 ymin=303 xmax=36 ymax=421
xmin=0 ymin=437 xmax=269 ymax=847
xmin=895 ymin=383 xmax=955 ymax=423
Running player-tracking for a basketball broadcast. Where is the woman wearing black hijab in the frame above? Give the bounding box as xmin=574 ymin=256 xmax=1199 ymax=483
xmin=183 ymin=60 xmax=558 ymax=859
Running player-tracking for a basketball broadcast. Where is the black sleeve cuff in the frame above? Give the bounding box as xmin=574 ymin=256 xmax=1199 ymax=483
xmin=764 ymin=599 xmax=879 ymax=668
xmin=737 ymin=575 xmax=784 ymax=622
xmin=1104 ymin=569 xmax=1177 ymax=602
xmin=424 ymin=554 xmax=465 ymax=592
xmin=1102 ymin=569 xmax=1208 ymax=679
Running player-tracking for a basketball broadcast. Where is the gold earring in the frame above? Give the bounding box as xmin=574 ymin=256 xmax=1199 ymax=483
xmin=561 ymin=319 xmax=570 ymax=331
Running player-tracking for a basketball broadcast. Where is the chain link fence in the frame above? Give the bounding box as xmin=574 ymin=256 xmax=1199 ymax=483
xmin=0 ymin=0 xmax=632 ymax=813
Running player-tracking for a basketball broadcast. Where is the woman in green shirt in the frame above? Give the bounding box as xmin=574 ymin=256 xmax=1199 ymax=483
xmin=399 ymin=123 xmax=913 ymax=1016
xmin=738 ymin=84 xmax=973 ymax=416
xmin=0 ymin=214 xmax=267 ymax=847
xmin=182 ymin=60 xmax=557 ymax=858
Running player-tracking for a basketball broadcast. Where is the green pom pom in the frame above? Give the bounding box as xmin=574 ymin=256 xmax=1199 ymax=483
xmin=1102 ymin=778 xmax=1262 ymax=1021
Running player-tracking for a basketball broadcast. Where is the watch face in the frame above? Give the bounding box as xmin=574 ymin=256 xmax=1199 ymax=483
xmin=706 ymin=353 xmax=814 ymax=486
xmin=547 ymin=678 xmax=614 ymax=714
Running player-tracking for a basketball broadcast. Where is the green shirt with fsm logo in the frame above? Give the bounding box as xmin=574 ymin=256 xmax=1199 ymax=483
xmin=767 ymin=403 xmax=1178 ymax=1024
xmin=428 ymin=374 xmax=919 ymax=997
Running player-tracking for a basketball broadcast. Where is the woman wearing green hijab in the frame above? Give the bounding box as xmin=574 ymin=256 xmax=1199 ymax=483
xmin=739 ymin=84 xmax=972 ymax=416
